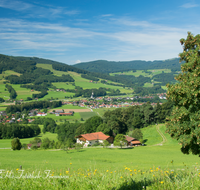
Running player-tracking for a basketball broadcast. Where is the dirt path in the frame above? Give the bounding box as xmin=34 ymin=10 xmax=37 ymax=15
xmin=152 ymin=125 xmax=167 ymax=146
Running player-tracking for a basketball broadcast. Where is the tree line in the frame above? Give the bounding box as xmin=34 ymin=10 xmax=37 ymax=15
xmin=5 ymin=84 xmax=17 ymax=99
xmin=31 ymin=118 xmax=57 ymax=133
xmin=6 ymin=100 xmax=62 ymax=114
xmin=0 ymin=124 xmax=40 ymax=139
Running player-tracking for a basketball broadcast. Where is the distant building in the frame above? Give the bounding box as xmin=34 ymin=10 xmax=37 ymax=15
xmin=125 ymin=136 xmax=142 ymax=146
xmin=75 ymin=132 xmax=113 ymax=147
xmin=91 ymin=91 xmax=94 ymax=99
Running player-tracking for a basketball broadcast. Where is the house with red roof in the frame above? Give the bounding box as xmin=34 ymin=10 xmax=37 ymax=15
xmin=75 ymin=132 xmax=113 ymax=147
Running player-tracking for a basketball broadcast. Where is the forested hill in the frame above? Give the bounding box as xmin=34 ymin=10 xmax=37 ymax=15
xmin=73 ymin=58 xmax=182 ymax=73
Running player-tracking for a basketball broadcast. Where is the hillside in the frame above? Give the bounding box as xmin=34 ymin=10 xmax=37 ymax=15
xmin=0 ymin=54 xmax=181 ymax=101
xmin=73 ymin=58 xmax=182 ymax=73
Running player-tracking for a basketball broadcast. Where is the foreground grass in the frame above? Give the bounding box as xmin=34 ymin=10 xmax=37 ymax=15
xmin=0 ymin=144 xmax=199 ymax=171
xmin=1 ymin=166 xmax=200 ymax=190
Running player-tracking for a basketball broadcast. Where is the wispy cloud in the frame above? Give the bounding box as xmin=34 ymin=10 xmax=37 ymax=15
xmin=0 ymin=13 xmax=199 ymax=63
xmin=180 ymin=3 xmax=199 ymax=8
xmin=0 ymin=0 xmax=32 ymax=11
xmin=0 ymin=0 xmax=79 ymax=18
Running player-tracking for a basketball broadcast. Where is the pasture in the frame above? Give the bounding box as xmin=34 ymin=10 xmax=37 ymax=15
xmin=110 ymin=69 xmax=172 ymax=78
xmin=0 ymin=124 xmax=199 ymax=171
xmin=0 ymin=83 xmax=40 ymax=100
xmin=1 ymin=124 xmax=200 ymax=189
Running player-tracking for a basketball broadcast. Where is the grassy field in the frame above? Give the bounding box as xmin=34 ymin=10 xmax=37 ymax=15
xmin=50 ymin=104 xmax=87 ymax=110
xmin=92 ymin=107 xmax=116 ymax=117
xmin=0 ymin=124 xmax=199 ymax=171
xmin=0 ymin=70 xmax=21 ymax=80
xmin=31 ymin=112 xmax=81 ymax=122
xmin=111 ymin=69 xmax=172 ymax=78
xmin=79 ymin=112 xmax=97 ymax=120
xmin=1 ymin=124 xmax=200 ymax=189
xmin=0 ymin=83 xmax=40 ymax=100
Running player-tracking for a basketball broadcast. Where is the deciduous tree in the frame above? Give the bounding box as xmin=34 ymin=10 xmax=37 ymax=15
xmin=166 ymin=32 xmax=200 ymax=156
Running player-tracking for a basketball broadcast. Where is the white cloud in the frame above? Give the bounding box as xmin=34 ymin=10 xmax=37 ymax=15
xmin=0 ymin=15 xmax=199 ymax=63
xmin=75 ymin=60 xmax=81 ymax=64
xmin=180 ymin=3 xmax=199 ymax=8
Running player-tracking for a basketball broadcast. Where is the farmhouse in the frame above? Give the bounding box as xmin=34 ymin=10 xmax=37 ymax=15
xmin=75 ymin=132 xmax=113 ymax=147
xmin=125 ymin=136 xmax=142 ymax=146
xmin=27 ymin=143 xmax=41 ymax=149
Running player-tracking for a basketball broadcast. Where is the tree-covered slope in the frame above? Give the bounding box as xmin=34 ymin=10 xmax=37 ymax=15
xmin=73 ymin=58 xmax=182 ymax=73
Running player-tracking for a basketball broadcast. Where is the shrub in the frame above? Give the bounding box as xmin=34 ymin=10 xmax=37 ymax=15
xmin=11 ymin=138 xmax=22 ymax=150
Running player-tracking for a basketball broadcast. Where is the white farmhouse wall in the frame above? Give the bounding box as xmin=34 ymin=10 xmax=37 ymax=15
xmin=77 ymin=138 xmax=104 ymax=147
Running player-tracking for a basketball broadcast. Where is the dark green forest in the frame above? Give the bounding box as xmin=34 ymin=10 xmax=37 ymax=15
xmin=73 ymin=58 xmax=183 ymax=73
xmin=0 ymin=124 xmax=40 ymax=139
xmin=6 ymin=100 xmax=62 ymax=114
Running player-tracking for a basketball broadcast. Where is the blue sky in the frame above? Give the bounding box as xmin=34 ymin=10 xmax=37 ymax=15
xmin=0 ymin=0 xmax=200 ymax=65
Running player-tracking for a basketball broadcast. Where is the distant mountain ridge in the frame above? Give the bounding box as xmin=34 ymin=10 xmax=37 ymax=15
xmin=73 ymin=58 xmax=182 ymax=73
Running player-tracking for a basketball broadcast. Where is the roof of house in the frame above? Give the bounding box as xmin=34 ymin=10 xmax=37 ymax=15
xmin=76 ymin=132 xmax=110 ymax=141
xmin=131 ymin=140 xmax=141 ymax=145
xmin=125 ymin=136 xmax=136 ymax=142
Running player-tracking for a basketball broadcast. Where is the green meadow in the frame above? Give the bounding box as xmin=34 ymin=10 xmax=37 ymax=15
xmin=111 ymin=69 xmax=172 ymax=78
xmin=0 ymin=83 xmax=40 ymax=100
xmin=50 ymin=104 xmax=87 ymax=110
xmin=0 ymin=124 xmax=199 ymax=171
xmin=79 ymin=112 xmax=97 ymax=120
xmin=1 ymin=124 xmax=200 ymax=189
xmin=31 ymin=112 xmax=81 ymax=122
xmin=39 ymin=90 xmax=75 ymax=100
